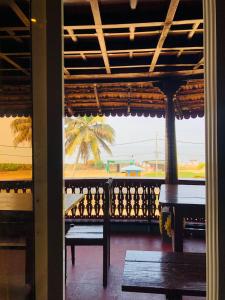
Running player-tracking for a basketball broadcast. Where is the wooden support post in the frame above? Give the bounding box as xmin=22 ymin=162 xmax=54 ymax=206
xmin=162 ymin=81 xmax=179 ymax=184
xmin=32 ymin=0 xmax=64 ymax=300
xmin=204 ymin=0 xmax=225 ymax=299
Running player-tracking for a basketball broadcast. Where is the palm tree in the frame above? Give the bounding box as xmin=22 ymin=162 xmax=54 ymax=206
xmin=65 ymin=116 xmax=115 ymax=164
xmin=10 ymin=117 xmax=32 ymax=146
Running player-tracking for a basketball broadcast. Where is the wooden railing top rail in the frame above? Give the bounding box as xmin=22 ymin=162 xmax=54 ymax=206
xmin=0 ymin=178 xmax=205 ymax=187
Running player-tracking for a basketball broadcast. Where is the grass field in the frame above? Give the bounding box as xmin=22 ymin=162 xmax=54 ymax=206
xmin=0 ymin=166 xmax=205 ymax=180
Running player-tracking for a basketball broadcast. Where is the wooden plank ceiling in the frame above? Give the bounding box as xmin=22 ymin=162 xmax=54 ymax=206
xmin=0 ymin=0 xmax=204 ymax=118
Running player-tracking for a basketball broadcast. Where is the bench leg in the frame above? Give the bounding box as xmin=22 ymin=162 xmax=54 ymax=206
xmin=166 ymin=295 xmax=182 ymax=300
xmin=71 ymin=245 xmax=75 ymax=266
xmin=103 ymin=242 xmax=109 ymax=288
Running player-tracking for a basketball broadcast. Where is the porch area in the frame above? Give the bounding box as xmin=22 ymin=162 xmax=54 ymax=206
xmin=0 ymin=232 xmax=205 ymax=300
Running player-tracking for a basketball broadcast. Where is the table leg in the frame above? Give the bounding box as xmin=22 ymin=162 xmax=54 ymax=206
xmin=172 ymin=207 xmax=183 ymax=252
xmin=166 ymin=295 xmax=182 ymax=300
xmin=25 ymin=222 xmax=34 ymax=298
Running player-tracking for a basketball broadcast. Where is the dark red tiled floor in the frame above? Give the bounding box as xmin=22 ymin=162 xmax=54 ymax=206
xmin=66 ymin=233 xmax=206 ymax=300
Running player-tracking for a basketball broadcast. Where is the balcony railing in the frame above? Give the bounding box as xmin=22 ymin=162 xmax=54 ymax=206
xmin=0 ymin=178 xmax=205 ymax=222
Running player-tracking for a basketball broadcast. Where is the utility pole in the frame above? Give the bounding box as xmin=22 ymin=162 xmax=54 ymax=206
xmin=155 ymin=132 xmax=159 ymax=174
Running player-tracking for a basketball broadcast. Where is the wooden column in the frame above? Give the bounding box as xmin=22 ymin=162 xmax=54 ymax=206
xmin=163 ymin=81 xmax=179 ymax=184
xmin=204 ymin=0 xmax=225 ymax=299
xmin=32 ymin=1 xmax=64 ymax=300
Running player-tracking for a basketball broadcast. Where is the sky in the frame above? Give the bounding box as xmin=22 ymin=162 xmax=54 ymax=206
xmin=0 ymin=116 xmax=205 ymax=165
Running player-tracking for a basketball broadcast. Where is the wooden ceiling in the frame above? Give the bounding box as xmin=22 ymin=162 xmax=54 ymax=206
xmin=0 ymin=0 xmax=204 ymax=118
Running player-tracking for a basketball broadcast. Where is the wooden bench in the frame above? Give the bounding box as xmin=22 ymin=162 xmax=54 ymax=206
xmin=122 ymin=250 xmax=206 ymax=300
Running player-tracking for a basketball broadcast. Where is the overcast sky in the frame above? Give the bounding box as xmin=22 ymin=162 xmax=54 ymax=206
xmin=0 ymin=116 xmax=205 ymax=165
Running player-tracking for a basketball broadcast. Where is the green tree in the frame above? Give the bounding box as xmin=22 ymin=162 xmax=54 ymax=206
xmin=10 ymin=117 xmax=32 ymax=146
xmin=65 ymin=116 xmax=115 ymax=164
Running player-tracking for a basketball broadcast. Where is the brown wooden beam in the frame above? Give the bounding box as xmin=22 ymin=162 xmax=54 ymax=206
xmin=9 ymin=0 xmax=30 ymax=27
xmin=129 ymin=26 xmax=135 ymax=40
xmin=93 ymin=84 xmax=102 ymax=114
xmin=64 ymin=69 xmax=204 ymax=80
xmin=67 ymin=63 xmax=195 ymax=70
xmin=130 ymin=0 xmax=138 ymax=10
xmin=65 ymin=50 xmax=203 ymax=60
xmin=6 ymin=30 xmax=23 ymax=43
xmin=0 ymin=53 xmax=30 ymax=76
xmin=89 ymin=0 xmax=111 ymax=74
xmin=64 ymin=67 xmax=70 ymax=75
xmin=193 ymin=57 xmax=204 ymax=70
xmin=149 ymin=0 xmax=180 ymax=72
xmin=67 ymin=29 xmax=77 ymax=42
xmin=63 ymin=28 xmax=203 ymax=40
xmin=64 ymin=19 xmax=203 ymax=31
xmin=64 ymin=46 xmax=203 ymax=56
xmin=188 ymin=21 xmax=201 ymax=39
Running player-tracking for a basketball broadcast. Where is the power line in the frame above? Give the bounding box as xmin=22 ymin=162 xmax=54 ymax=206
xmin=0 ymin=154 xmax=32 ymax=157
xmin=0 ymin=144 xmax=31 ymax=149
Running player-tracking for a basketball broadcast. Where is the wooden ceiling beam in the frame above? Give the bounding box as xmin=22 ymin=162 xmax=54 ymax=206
xmin=64 ymin=28 xmax=203 ymax=40
xmin=193 ymin=57 xmax=204 ymax=70
xmin=93 ymin=84 xmax=102 ymax=114
xmin=188 ymin=20 xmax=202 ymax=39
xmin=9 ymin=1 xmax=30 ymax=27
xmin=67 ymin=63 xmax=195 ymax=70
xmin=80 ymin=52 xmax=87 ymax=60
xmin=67 ymin=29 xmax=77 ymax=42
xmin=0 ymin=53 xmax=30 ymax=76
xmin=89 ymin=0 xmax=111 ymax=74
xmin=149 ymin=0 xmax=180 ymax=72
xmin=65 ymin=50 xmax=202 ymax=59
xmin=64 ymin=69 xmax=204 ymax=80
xmin=129 ymin=26 xmax=135 ymax=40
xmin=0 ymin=27 xmax=29 ymax=32
xmin=130 ymin=0 xmax=138 ymax=10
xmin=64 ymin=67 xmax=70 ymax=75
xmin=0 ymin=19 xmax=203 ymax=33
xmin=64 ymin=46 xmax=203 ymax=55
xmin=6 ymin=30 xmax=23 ymax=43
xmin=177 ymin=48 xmax=184 ymax=57
xmin=64 ymin=19 xmax=203 ymax=31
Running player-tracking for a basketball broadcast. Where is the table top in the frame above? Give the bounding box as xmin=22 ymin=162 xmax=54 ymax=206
xmin=64 ymin=194 xmax=84 ymax=214
xmin=0 ymin=193 xmax=84 ymax=214
xmin=159 ymin=184 xmax=205 ymax=207
xmin=0 ymin=193 xmax=33 ymax=212
xmin=122 ymin=250 xmax=206 ymax=296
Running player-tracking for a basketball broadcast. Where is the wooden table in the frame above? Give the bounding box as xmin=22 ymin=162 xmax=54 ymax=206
xmin=0 ymin=192 xmax=84 ymax=288
xmin=64 ymin=194 xmax=84 ymax=214
xmin=159 ymin=184 xmax=205 ymax=252
xmin=122 ymin=250 xmax=206 ymax=300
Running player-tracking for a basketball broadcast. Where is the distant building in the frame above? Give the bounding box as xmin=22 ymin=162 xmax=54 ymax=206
xmin=121 ymin=164 xmax=143 ymax=177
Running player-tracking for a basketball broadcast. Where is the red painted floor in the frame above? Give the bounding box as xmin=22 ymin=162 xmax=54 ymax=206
xmin=66 ymin=233 xmax=206 ymax=300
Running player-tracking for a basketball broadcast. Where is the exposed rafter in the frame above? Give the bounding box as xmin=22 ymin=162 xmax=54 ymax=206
xmin=67 ymin=63 xmax=195 ymax=71
xmin=0 ymin=53 xmax=30 ymax=76
xmin=89 ymin=0 xmax=111 ymax=74
xmin=130 ymin=0 xmax=138 ymax=10
xmin=64 ymin=69 xmax=204 ymax=80
xmin=129 ymin=26 xmax=135 ymax=40
xmin=149 ymin=0 xmax=180 ymax=72
xmin=64 ymin=67 xmax=70 ymax=75
xmin=93 ymin=84 xmax=102 ymax=114
xmin=67 ymin=29 xmax=77 ymax=42
xmin=9 ymin=0 xmax=30 ymax=27
xmin=6 ymin=30 xmax=23 ymax=43
xmin=188 ymin=20 xmax=202 ymax=39
xmin=177 ymin=48 xmax=184 ymax=57
xmin=193 ymin=57 xmax=204 ymax=70
xmin=64 ymin=19 xmax=203 ymax=30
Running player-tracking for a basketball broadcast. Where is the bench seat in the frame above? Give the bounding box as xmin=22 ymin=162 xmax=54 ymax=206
xmin=122 ymin=250 xmax=206 ymax=300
